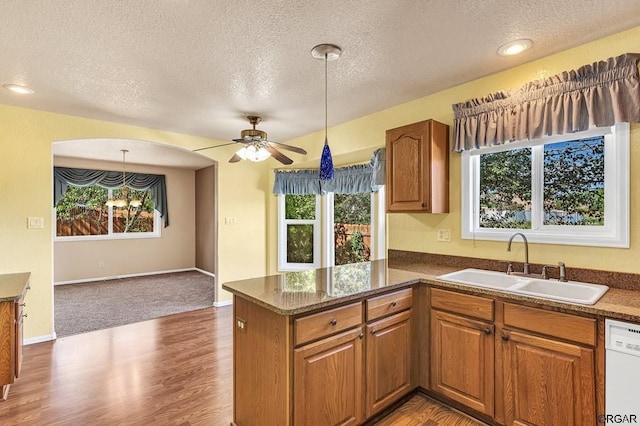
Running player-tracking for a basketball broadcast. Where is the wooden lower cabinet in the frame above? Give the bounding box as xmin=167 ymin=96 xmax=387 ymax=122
xmin=294 ymin=327 xmax=364 ymax=426
xmin=430 ymin=309 xmax=494 ymax=416
xmin=502 ymin=329 xmax=596 ymax=426
xmin=0 ymin=279 xmax=28 ymax=401
xmin=365 ymin=310 xmax=412 ymax=417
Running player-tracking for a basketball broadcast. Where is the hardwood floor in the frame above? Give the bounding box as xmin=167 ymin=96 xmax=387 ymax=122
xmin=0 ymin=306 xmax=480 ymax=425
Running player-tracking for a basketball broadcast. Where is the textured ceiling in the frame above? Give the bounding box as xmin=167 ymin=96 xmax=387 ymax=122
xmin=3 ymin=1 xmax=640 ymax=167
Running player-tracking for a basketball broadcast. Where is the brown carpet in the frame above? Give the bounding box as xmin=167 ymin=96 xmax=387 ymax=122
xmin=54 ymin=270 xmax=215 ymax=337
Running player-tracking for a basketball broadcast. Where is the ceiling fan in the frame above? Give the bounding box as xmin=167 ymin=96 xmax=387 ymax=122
xmin=194 ymin=116 xmax=307 ymax=165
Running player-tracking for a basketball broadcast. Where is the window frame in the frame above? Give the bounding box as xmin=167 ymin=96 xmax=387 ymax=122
xmin=277 ymin=194 xmax=321 ymax=271
xmin=278 ymin=187 xmax=386 ymax=272
xmin=461 ymin=123 xmax=629 ymax=248
xmin=54 ymin=187 xmax=161 ymax=242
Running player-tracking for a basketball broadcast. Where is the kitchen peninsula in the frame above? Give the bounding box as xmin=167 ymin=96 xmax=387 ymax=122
xmin=223 ymin=258 xmax=640 ymax=426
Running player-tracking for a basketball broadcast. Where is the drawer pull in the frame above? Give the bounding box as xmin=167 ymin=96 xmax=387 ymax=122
xmin=22 ymin=313 xmax=28 ymax=318
xmin=26 ymin=286 xmax=31 ymax=290
xmin=19 ymin=303 xmax=26 ymax=307
xmin=390 ymin=301 xmax=397 ymax=307
xmin=330 ymin=319 xmax=337 ymax=326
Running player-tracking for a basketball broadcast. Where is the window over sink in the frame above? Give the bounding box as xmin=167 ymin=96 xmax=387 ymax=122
xmin=461 ymin=123 xmax=629 ymax=247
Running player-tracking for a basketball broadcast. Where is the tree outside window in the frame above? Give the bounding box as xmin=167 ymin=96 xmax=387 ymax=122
xmin=56 ymin=184 xmax=156 ymax=237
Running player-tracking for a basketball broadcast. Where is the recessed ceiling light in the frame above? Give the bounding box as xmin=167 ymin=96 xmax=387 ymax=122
xmin=3 ymin=83 xmax=35 ymax=95
xmin=497 ymin=39 xmax=533 ymax=56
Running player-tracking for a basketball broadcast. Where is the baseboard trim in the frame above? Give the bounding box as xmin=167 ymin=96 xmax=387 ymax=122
xmin=54 ymin=268 xmax=213 ymax=286
xmin=213 ymin=300 xmax=233 ymax=308
xmin=194 ymin=268 xmax=216 ymax=278
xmin=25 ymin=332 xmax=57 ymax=345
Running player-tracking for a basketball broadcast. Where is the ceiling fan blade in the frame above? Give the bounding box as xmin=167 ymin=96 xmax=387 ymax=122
xmin=267 ymin=141 xmax=307 ymax=155
xmin=193 ymin=142 xmax=238 ymax=152
xmin=264 ymin=145 xmax=293 ymax=165
xmin=229 ymin=153 xmax=242 ymax=163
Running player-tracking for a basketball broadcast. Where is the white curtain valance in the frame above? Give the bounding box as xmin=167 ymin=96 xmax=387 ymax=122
xmin=452 ymin=53 xmax=640 ymax=152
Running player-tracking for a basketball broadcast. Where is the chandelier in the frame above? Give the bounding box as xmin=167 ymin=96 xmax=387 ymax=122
xmin=105 ymin=149 xmax=142 ymax=208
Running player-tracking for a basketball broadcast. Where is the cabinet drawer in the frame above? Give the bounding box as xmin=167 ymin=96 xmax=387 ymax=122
xmin=295 ymin=302 xmax=362 ymax=346
xmin=430 ymin=288 xmax=494 ymax=321
xmin=502 ymin=303 xmax=596 ymax=346
xmin=366 ymin=288 xmax=413 ymax=321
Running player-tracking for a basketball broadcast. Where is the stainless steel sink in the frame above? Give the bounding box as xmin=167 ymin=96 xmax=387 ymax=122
xmin=437 ymin=268 xmax=608 ymax=305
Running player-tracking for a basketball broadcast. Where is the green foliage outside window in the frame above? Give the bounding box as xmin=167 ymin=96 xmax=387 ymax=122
xmin=56 ymin=184 xmax=155 ymax=237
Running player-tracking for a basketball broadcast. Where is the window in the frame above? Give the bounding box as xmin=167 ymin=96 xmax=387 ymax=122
xmin=462 ymin=123 xmax=629 ymax=247
xmin=278 ymin=188 xmax=385 ymax=271
xmin=278 ymin=194 xmax=321 ymax=270
xmin=55 ymin=184 xmax=159 ymax=240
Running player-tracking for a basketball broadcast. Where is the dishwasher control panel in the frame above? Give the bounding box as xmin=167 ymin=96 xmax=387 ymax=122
xmin=606 ymin=318 xmax=640 ymax=357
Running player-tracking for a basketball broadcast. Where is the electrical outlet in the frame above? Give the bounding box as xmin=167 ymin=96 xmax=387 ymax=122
xmin=437 ymin=229 xmax=451 ymax=242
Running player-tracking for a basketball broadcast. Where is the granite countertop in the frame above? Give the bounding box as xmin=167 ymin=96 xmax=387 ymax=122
xmin=0 ymin=272 xmax=31 ymax=302
xmin=222 ymin=259 xmax=640 ymax=322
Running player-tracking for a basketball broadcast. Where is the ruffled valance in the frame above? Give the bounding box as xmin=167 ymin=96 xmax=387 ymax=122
xmin=273 ymin=148 xmax=385 ymax=195
xmin=452 ymin=53 xmax=640 ymax=151
xmin=54 ymin=167 xmax=169 ymax=227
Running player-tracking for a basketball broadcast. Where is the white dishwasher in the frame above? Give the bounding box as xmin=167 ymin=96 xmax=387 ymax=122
xmin=605 ymin=318 xmax=640 ymax=425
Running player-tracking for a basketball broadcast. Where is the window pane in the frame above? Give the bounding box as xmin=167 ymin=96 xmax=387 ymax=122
xmin=112 ymin=188 xmax=156 ymax=233
xmin=56 ymin=185 xmax=109 ymax=236
xmin=286 ymin=224 xmax=314 ymax=263
xmin=543 ymin=137 xmax=604 ymax=226
xmin=334 ymin=193 xmax=371 ymax=266
xmin=479 ymin=148 xmax=532 ymax=229
xmin=285 ymin=194 xmax=316 ymax=220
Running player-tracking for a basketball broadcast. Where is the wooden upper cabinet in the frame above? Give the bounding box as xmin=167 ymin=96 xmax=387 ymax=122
xmin=385 ymin=119 xmax=450 ymax=213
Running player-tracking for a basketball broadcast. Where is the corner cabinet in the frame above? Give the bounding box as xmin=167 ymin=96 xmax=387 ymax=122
xmin=385 ymin=119 xmax=449 ymax=213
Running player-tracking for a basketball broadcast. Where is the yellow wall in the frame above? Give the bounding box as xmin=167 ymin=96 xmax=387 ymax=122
xmin=267 ymin=26 xmax=640 ymax=276
xmin=0 ymin=106 xmax=268 ymax=340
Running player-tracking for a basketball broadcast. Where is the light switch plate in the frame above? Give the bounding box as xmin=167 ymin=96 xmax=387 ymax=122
xmin=27 ymin=217 xmax=44 ymax=229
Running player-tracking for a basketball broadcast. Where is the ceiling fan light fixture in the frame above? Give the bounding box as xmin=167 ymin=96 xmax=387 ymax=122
xmin=236 ymin=145 xmax=271 ymax=162
xmin=3 ymin=83 xmax=35 ymax=95
xmin=312 ymin=43 xmax=342 ymax=181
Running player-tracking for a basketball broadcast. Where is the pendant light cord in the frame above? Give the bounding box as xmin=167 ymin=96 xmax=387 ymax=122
xmin=324 ymin=53 xmax=328 ymax=146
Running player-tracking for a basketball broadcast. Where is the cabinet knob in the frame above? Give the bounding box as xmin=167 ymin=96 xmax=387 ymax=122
xmin=26 ymin=286 xmax=31 ymax=290
xmin=501 ymin=333 xmax=510 ymax=342
xmin=483 ymin=328 xmax=492 ymax=335
xmin=358 ymin=333 xmax=364 ymax=340
xmin=19 ymin=303 xmax=26 ymax=307
xmin=22 ymin=313 xmax=28 ymax=318
xmin=390 ymin=301 xmax=397 ymax=307
xmin=330 ymin=319 xmax=337 ymax=326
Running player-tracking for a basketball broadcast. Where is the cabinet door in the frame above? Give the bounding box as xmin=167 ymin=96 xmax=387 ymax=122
xmin=385 ymin=119 xmax=449 ymax=213
xmin=430 ymin=310 xmax=494 ymax=416
xmin=502 ymin=329 xmax=596 ymax=426
xmin=294 ymin=327 xmax=363 ymax=426
xmin=365 ymin=310 xmax=412 ymax=417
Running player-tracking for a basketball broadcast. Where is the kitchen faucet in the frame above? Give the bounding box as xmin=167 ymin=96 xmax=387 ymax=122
xmin=506 ymin=232 xmax=530 ymax=275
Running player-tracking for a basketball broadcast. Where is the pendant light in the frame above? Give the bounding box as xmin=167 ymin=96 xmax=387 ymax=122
xmin=311 ymin=44 xmax=342 ymax=180
xmin=106 ymin=149 xmax=141 ymax=208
